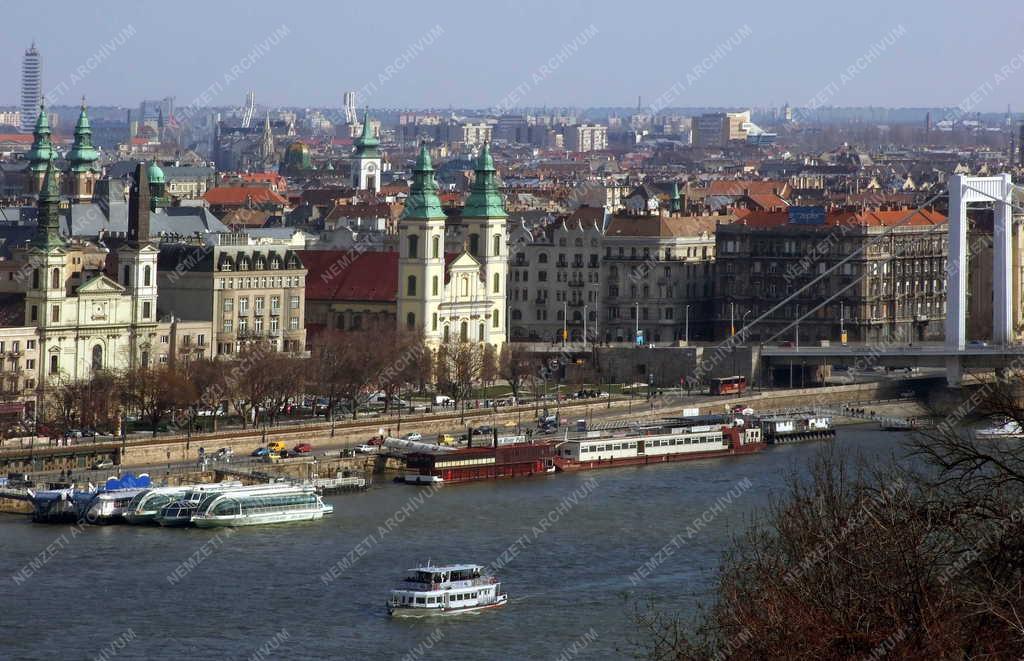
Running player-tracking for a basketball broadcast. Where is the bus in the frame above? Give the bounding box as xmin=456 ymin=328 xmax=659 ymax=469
xmin=709 ymin=376 xmax=747 ymax=395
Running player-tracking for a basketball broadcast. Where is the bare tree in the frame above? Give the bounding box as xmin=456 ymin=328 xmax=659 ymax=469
xmin=435 ymin=338 xmax=483 ymax=422
xmin=499 ymin=343 xmax=532 ymax=403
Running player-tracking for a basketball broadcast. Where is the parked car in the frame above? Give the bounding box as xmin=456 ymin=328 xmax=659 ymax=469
xmin=473 ymin=425 xmax=494 ymax=436
xmin=368 ymin=436 xmax=384 ymax=446
xmin=214 ymin=447 xmax=233 ymax=460
xmin=278 ymin=449 xmax=292 ymax=459
xmin=968 ymin=340 xmax=988 ymax=347
xmin=293 ymin=443 xmax=313 ymax=454
xmin=404 ymin=432 xmax=423 ymax=442
xmin=268 ymin=441 xmax=287 ymax=453
xmin=93 ymin=459 xmax=114 ymax=470
xmin=354 ymin=444 xmax=377 ymax=453
xmin=251 ymin=447 xmax=270 ymax=457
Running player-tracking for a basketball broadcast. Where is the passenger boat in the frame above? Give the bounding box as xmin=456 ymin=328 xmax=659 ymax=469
xmin=387 ymin=564 xmax=507 ymax=617
xmin=84 ymin=488 xmax=150 ymax=524
xmin=191 ymin=484 xmax=333 ymax=528
xmin=552 ymin=418 xmax=763 ymax=472
xmin=977 ymin=417 xmax=1024 ymax=438
xmin=154 ymin=482 xmax=278 ymax=527
xmin=30 ymin=489 xmax=96 ymax=524
xmin=124 ymin=482 xmax=241 ymax=525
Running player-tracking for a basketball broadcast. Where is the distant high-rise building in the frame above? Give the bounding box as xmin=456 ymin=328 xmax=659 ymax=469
xmin=343 ymin=91 xmax=357 ymax=125
xmin=691 ymin=111 xmax=751 ymax=147
xmin=565 ymin=123 xmax=607 ymax=152
xmin=20 ymin=42 xmax=41 ymax=133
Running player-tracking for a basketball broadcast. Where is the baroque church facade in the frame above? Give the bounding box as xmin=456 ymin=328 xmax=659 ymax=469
xmin=397 ymin=143 xmax=507 ymax=348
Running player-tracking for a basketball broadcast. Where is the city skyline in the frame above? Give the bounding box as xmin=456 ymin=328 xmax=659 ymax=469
xmin=4 ymin=0 xmax=1023 ymax=112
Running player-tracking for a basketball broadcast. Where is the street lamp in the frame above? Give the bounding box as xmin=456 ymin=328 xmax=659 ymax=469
xmin=583 ymin=304 xmax=588 ymax=350
xmin=634 ymin=302 xmax=640 ymax=345
xmin=562 ymin=301 xmax=567 ymax=348
xmin=685 ymin=304 xmax=690 ymax=344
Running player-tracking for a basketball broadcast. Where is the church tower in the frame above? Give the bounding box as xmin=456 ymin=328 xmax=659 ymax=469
xmin=25 ymin=102 xmax=54 ymax=194
xmin=352 ymin=110 xmax=381 ymax=193
xmin=117 ymin=162 xmax=159 ymax=366
xmin=397 ymin=144 xmax=445 ymax=343
xmin=25 ymin=158 xmax=69 ymax=378
xmin=66 ymin=100 xmax=100 ymax=202
xmin=461 ymin=142 xmax=508 ymax=346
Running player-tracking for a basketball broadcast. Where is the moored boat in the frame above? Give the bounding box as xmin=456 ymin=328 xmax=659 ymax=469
xmin=124 ymin=482 xmax=241 ymax=524
xmin=977 ymin=417 xmax=1024 ymax=438
xmin=155 ymin=482 xmax=276 ymax=527
xmin=552 ymin=419 xmax=763 ymax=472
xmin=190 ymin=484 xmax=332 ymax=527
xmin=387 ymin=564 xmax=507 ymax=617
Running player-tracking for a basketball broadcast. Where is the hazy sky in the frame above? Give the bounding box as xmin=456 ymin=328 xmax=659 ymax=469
xmin=6 ymin=0 xmax=1024 ymax=111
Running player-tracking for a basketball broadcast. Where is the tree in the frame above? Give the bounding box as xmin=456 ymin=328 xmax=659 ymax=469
xmin=635 ymin=377 xmax=1024 ymax=660
xmin=499 ymin=343 xmax=532 ymax=403
xmin=123 ymin=366 xmax=197 ymax=431
xmin=435 ymin=338 xmax=483 ymax=422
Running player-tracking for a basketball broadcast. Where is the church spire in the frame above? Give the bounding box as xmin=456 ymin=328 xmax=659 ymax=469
xmin=68 ymin=98 xmax=100 ymax=173
xmin=32 ymin=157 xmax=66 ymax=249
xmin=463 ymin=141 xmax=506 ymax=218
xmin=401 ymin=144 xmax=445 ymax=220
xmin=353 ymin=109 xmax=380 ymax=157
xmin=128 ymin=162 xmax=151 ymax=243
xmin=26 ymin=101 xmax=54 ymax=174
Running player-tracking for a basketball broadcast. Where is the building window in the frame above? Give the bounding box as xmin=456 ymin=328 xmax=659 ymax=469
xmin=197 ymin=334 xmax=206 ymax=347
xmin=31 ymin=269 xmax=39 ymax=289
xmin=289 ymin=316 xmax=299 ymax=330
xmin=432 ymin=313 xmax=438 ymax=331
xmin=289 ymin=295 xmax=300 ymax=309
xmin=49 ymin=355 xmax=58 ymax=374
xmin=224 ymin=298 xmax=233 ymax=312
xmin=493 ymin=311 xmax=499 ymax=328
xmin=432 ymin=276 xmax=439 ymax=296
xmin=493 ymin=273 xmax=500 ymax=294
xmin=123 ymin=265 xmax=131 ymax=286
xmin=141 ymin=351 xmax=149 ymax=368
xmin=432 ymin=235 xmax=440 ymax=259
xmin=51 ymin=305 xmax=60 ymax=323
xmin=460 ymin=321 xmax=468 ymax=341
xmin=443 ymin=325 xmax=450 ymax=342
xmin=270 ymin=296 xmax=280 ymax=313
xmin=407 ymin=275 xmax=417 ymax=296
xmin=160 ymin=335 xmax=169 ymax=344
xmin=407 ymin=234 xmax=419 ymax=259
xmin=255 ymin=297 xmax=264 ymax=314
xmin=26 ymin=359 xmax=34 ymax=370
xmin=469 ymin=234 xmax=479 ymax=256
xmin=142 ymin=302 xmax=151 ymax=319
xmin=26 ymin=340 xmax=35 ymax=350
xmin=30 ymin=305 xmax=37 ymax=322
xmin=144 ymin=265 xmax=152 ymax=287
xmin=269 ymin=317 xmax=279 ymax=333
xmin=479 ymin=323 xmax=485 ymax=340
xmin=223 ymin=319 xmax=233 ymax=333
xmin=238 ymin=297 xmax=249 ymax=315
xmin=254 ymin=317 xmax=263 ymax=333
xmin=238 ymin=318 xmax=248 ymax=333
xmin=493 ymin=234 xmax=501 ymax=256
xmin=407 ymin=312 xmax=416 ymax=329
xmin=51 ymin=268 xmax=60 ymax=290
xmin=91 ymin=345 xmax=102 ymax=371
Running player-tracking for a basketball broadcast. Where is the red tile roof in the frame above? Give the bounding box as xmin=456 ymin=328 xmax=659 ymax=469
xmin=203 ymin=186 xmax=288 ymax=207
xmin=299 ymin=250 xmax=398 ymax=302
xmin=736 ymin=208 xmax=946 ymax=229
xmin=0 ymin=134 xmax=34 ymax=144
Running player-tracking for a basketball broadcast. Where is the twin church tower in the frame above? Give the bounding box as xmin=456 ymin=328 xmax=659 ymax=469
xmin=396 ymin=142 xmax=507 ymax=348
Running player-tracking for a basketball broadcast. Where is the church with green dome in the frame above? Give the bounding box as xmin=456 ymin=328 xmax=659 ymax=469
xmin=279 ymin=141 xmax=314 ymax=177
xmin=65 ymin=100 xmax=101 ymax=202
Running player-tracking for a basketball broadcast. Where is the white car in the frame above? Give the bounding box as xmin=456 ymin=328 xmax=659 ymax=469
xmin=404 ymin=432 xmax=423 ymax=442
xmin=93 ymin=459 xmax=114 ymax=470
xmin=354 ymin=444 xmax=377 ymax=454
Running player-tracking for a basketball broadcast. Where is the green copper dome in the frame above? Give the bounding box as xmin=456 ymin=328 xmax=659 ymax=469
xmin=68 ymin=102 xmax=101 ymax=172
xmin=353 ymin=110 xmax=381 ymax=159
xmin=147 ymin=160 xmax=165 ymax=184
xmin=401 ymin=144 xmax=445 ymax=221
xmin=26 ymin=103 xmax=55 ymax=173
xmin=462 ymin=142 xmax=507 ymax=219
xmin=282 ymin=141 xmax=312 ymax=170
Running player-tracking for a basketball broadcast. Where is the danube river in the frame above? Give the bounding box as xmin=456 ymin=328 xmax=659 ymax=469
xmin=0 ymin=427 xmax=906 ymax=660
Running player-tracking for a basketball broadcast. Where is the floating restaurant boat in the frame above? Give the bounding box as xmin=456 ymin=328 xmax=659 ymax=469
xmin=404 ymin=439 xmax=556 ymax=484
xmin=387 ymin=564 xmax=507 ymax=617
xmin=552 ymin=418 xmax=763 ymax=472
xmin=85 ymin=488 xmax=151 ymax=524
xmin=191 ymin=484 xmax=333 ymax=527
xmin=30 ymin=489 xmax=96 ymax=524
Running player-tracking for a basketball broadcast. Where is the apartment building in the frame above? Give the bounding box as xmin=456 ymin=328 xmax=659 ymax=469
xmin=565 ymin=123 xmax=608 ymax=152
xmin=713 ymin=207 xmax=948 ymax=344
xmin=157 ymin=233 xmax=307 ymax=356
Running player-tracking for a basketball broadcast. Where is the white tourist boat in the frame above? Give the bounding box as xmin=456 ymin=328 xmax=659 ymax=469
xmin=977 ymin=417 xmax=1024 ymax=438
xmin=155 ymin=482 xmax=285 ymax=527
xmin=85 ymin=488 xmax=150 ymax=524
xmin=124 ymin=482 xmax=241 ymax=525
xmin=191 ymin=484 xmax=333 ymax=527
xmin=387 ymin=564 xmax=508 ymax=617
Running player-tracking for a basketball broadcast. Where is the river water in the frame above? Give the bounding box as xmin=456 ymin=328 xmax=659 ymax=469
xmin=0 ymin=427 xmax=906 ymax=661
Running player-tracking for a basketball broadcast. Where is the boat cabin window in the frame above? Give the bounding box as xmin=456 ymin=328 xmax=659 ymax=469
xmin=416 ymin=597 xmax=425 ymax=604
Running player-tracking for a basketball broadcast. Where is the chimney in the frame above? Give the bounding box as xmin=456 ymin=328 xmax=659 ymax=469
xmin=128 ymin=162 xmax=151 ymax=242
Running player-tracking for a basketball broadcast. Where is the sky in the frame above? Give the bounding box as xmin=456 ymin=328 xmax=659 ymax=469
xmin=5 ymin=0 xmax=1024 ymax=112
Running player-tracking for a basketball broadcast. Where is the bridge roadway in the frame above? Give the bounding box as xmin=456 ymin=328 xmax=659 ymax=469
xmin=760 ymin=343 xmax=1024 ymax=385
